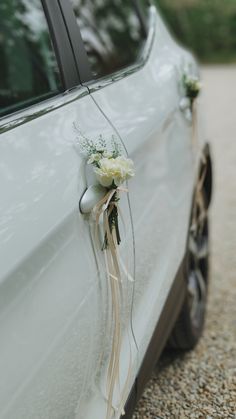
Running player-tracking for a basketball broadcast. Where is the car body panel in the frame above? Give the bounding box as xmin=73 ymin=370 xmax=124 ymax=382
xmin=0 ymin=4 xmax=206 ymax=419
xmin=0 ymin=87 xmax=137 ymax=419
xmin=89 ymin=8 xmax=198 ymax=368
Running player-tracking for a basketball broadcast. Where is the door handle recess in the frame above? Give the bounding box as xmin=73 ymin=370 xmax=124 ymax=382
xmin=79 ymin=185 xmax=107 ymax=214
xmin=179 ymin=97 xmax=191 ymax=112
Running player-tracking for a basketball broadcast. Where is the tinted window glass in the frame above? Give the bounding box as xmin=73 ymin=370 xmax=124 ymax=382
xmin=70 ymin=0 xmax=146 ymax=79
xmin=0 ymin=0 xmax=62 ymax=118
xmin=138 ymin=0 xmax=151 ymax=20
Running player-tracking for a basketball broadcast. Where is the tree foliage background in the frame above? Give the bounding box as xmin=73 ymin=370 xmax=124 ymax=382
xmin=156 ymin=0 xmax=236 ymax=63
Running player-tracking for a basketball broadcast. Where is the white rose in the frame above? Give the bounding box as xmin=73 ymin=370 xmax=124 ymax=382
xmin=94 ymin=156 xmax=135 ymax=188
xmin=195 ymin=80 xmax=202 ymax=91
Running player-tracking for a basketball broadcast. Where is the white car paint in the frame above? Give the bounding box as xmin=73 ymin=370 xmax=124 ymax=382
xmin=91 ymin=9 xmax=199 ymax=368
xmin=0 ymin=6 xmax=203 ymax=419
xmin=0 ymin=89 xmax=137 ymax=419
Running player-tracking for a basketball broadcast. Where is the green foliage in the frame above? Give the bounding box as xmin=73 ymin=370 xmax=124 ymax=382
xmin=156 ymin=0 xmax=236 ymax=62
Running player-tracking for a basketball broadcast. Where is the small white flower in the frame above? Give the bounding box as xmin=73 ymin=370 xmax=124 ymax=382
xmin=186 ymin=76 xmax=201 ymax=93
xmin=87 ymin=153 xmax=102 ymax=165
xmin=94 ymin=156 xmax=135 ymax=188
xmin=195 ymin=80 xmax=202 ymax=91
xmin=103 ymin=151 xmax=113 ymax=159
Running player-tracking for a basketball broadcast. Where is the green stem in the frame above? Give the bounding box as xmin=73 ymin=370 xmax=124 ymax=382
xmin=102 ymin=192 xmax=121 ymax=249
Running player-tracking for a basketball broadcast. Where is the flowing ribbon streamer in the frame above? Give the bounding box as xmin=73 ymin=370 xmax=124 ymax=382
xmin=195 ymin=162 xmax=207 ymax=228
xmin=191 ymin=98 xmax=208 ymax=228
xmin=192 ymin=100 xmax=198 ymax=147
xmin=91 ymin=187 xmax=133 ymax=419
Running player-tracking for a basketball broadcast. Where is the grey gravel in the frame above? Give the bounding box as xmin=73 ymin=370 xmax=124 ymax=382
xmin=133 ymin=66 xmax=236 ymax=419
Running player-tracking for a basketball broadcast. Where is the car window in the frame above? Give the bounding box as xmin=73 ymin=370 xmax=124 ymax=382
xmin=70 ymin=0 xmax=146 ymax=79
xmin=0 ymin=0 xmax=62 ymax=118
xmin=138 ymin=0 xmax=151 ymax=20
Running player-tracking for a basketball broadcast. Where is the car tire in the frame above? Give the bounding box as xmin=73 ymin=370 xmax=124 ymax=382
xmin=169 ymin=183 xmax=210 ymax=350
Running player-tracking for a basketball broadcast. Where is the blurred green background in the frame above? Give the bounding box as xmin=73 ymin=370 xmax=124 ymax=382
xmin=156 ymin=0 xmax=236 ymax=63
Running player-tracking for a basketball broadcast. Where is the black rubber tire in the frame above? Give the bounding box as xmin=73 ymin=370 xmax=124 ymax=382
xmin=169 ymin=287 xmax=207 ymax=350
xmin=169 ymin=188 xmax=210 ymax=350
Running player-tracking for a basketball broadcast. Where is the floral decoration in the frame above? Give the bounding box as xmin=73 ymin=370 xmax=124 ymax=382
xmin=80 ymin=135 xmax=134 ymax=247
xmin=183 ymin=73 xmax=201 ymax=110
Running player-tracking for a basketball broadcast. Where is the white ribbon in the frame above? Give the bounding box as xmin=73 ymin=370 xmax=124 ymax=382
xmin=91 ymin=187 xmax=133 ymax=419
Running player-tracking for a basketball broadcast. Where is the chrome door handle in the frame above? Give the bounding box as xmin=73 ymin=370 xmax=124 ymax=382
xmin=79 ymin=185 xmax=107 ymax=214
xmin=179 ymin=97 xmax=191 ymax=112
xmin=179 ymin=97 xmax=192 ymax=122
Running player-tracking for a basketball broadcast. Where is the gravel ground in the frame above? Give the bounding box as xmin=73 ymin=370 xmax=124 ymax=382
xmin=133 ymin=66 xmax=236 ymax=419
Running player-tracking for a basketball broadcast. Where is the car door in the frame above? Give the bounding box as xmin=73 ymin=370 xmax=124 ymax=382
xmin=0 ymin=1 xmax=136 ymax=419
xmin=64 ymin=0 xmax=196 ymax=368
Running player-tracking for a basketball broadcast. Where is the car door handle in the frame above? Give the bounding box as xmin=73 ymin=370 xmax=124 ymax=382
xmin=79 ymin=184 xmax=107 ymax=214
xmin=179 ymin=97 xmax=192 ymax=121
xmin=179 ymin=97 xmax=191 ymax=112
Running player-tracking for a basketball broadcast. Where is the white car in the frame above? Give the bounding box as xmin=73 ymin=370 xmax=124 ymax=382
xmin=0 ymin=1 xmax=213 ymax=419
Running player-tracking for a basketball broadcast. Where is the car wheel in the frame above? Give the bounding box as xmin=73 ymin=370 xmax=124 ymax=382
xmin=169 ymin=183 xmax=210 ymax=350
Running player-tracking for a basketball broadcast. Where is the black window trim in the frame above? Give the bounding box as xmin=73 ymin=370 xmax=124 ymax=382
xmin=41 ymin=0 xmax=80 ymax=90
xmin=133 ymin=0 xmax=149 ymax=37
xmin=58 ymin=0 xmax=154 ymax=87
xmin=58 ymin=0 xmax=93 ymax=84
